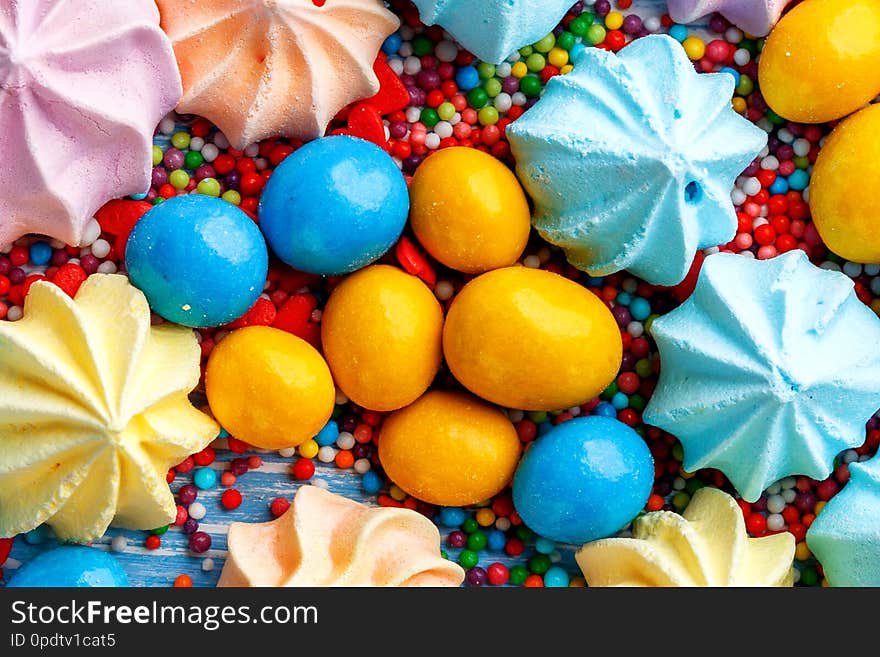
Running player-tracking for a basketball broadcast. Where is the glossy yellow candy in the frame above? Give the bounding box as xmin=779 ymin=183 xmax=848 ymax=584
xmin=758 ymin=0 xmax=880 ymax=123
xmin=378 ymin=390 xmax=521 ymax=506
xmin=321 ymin=265 xmax=444 ymax=412
xmin=408 ymin=147 xmax=531 ymax=274
xmin=205 ymin=326 xmax=335 ymax=449
xmin=443 ymin=266 xmax=622 ymax=411
xmin=810 ymin=104 xmax=880 ymax=263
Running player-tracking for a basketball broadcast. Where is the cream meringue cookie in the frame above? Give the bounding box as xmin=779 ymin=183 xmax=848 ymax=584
xmin=576 ymin=487 xmax=795 ymax=587
xmin=156 ymin=0 xmax=399 ymax=148
xmin=218 ymin=485 xmax=465 ymax=587
xmin=0 ymin=0 xmax=182 ymax=247
xmin=0 ymin=275 xmax=218 ymax=542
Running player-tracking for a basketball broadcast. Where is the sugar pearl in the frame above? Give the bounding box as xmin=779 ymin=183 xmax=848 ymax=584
xmin=189 ymin=136 xmax=205 ymax=152
xmin=403 ymin=55 xmax=420 ymax=74
xmin=317 ymin=446 xmax=337 ymax=463
xmin=91 ymin=238 xmax=111 ymax=258
xmin=278 ymin=447 xmax=297 ymax=458
xmin=766 ymin=494 xmax=786 ymax=514
xmin=111 ymin=536 xmax=128 ymax=552
xmin=435 ymin=280 xmax=455 ymax=300
xmin=766 ymin=513 xmax=785 ymax=531
xmin=202 ymin=558 xmax=215 ymax=572
xmin=7 ymin=306 xmax=23 ymax=321
xmin=97 ymin=261 xmax=117 ymax=274
xmin=435 ymin=40 xmax=458 ymax=62
xmin=244 ymin=143 xmax=260 ymax=157
xmin=336 ymin=432 xmax=356 ymax=450
xmin=353 ymin=458 xmax=371 ymax=474
xmin=188 ymin=502 xmax=207 ymax=520
xmin=201 ymin=143 xmax=219 ymax=162
xmin=81 ymin=218 xmax=102 ymax=246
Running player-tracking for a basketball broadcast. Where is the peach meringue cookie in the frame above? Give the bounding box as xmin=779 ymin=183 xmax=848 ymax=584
xmin=0 ymin=0 xmax=182 ymax=247
xmin=576 ymin=487 xmax=795 ymax=587
xmin=0 ymin=275 xmax=218 ymax=542
xmin=156 ymin=0 xmax=400 ymax=148
xmin=218 ymin=485 xmax=465 ymax=587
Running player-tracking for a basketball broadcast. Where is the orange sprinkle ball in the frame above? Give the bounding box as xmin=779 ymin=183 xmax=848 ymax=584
xmin=174 ymin=574 xmax=193 ymax=587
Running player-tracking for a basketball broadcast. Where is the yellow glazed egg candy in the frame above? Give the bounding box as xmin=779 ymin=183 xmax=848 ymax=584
xmin=321 ymin=264 xmax=444 ymax=412
xmin=443 ymin=266 xmax=622 ymax=411
xmin=408 ymin=147 xmax=531 ymax=274
xmin=377 ymin=390 xmax=521 ymax=506
xmin=758 ymin=0 xmax=880 ymax=123
xmin=810 ymin=104 xmax=880 ymax=263
xmin=205 ymin=326 xmax=335 ymax=449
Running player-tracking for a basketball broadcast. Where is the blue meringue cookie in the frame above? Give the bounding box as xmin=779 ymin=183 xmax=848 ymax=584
xmin=807 ymin=456 xmax=880 ymax=586
xmin=507 ymin=34 xmax=767 ymax=286
xmin=643 ymin=250 xmax=880 ymax=502
xmin=411 ymin=0 xmax=573 ymax=64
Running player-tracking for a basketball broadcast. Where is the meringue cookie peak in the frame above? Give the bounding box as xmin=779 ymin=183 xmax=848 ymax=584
xmin=0 ymin=0 xmax=181 ymax=247
xmin=576 ymin=487 xmax=795 ymax=586
xmin=218 ymin=485 xmax=465 ymax=587
xmin=157 ymin=0 xmax=399 ymax=148
xmin=643 ymin=250 xmax=880 ymax=502
xmin=411 ymin=0 xmax=573 ymax=64
xmin=667 ymin=0 xmax=795 ymax=37
xmin=807 ymin=456 xmax=880 ymax=586
xmin=507 ymin=35 xmax=767 ymax=286
xmin=0 ymin=275 xmax=218 ymax=542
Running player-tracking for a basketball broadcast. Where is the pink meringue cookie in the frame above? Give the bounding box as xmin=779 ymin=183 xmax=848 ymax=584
xmin=0 ymin=0 xmax=182 ymax=247
xmin=156 ymin=0 xmax=400 ymax=149
xmin=218 ymin=485 xmax=465 ymax=587
xmin=667 ymin=0 xmax=795 ymax=36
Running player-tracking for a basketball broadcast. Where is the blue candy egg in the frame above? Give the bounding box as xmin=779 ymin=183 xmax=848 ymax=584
xmin=7 ymin=546 xmax=129 ymax=587
xmin=125 ymin=194 xmax=268 ymax=328
xmin=258 ymin=135 xmax=409 ymax=276
xmin=512 ymin=416 xmax=654 ymax=544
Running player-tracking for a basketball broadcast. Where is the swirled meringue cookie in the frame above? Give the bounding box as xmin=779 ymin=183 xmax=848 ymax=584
xmin=219 ymin=485 xmax=464 ymax=587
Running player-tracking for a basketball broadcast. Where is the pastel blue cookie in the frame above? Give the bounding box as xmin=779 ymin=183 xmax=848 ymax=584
xmin=507 ymin=35 xmax=767 ymax=286
xmin=807 ymin=456 xmax=880 ymax=586
xmin=644 ymin=250 xmax=880 ymax=502
xmin=7 ymin=545 xmax=129 ymax=587
xmin=412 ymin=0 xmax=573 ymax=63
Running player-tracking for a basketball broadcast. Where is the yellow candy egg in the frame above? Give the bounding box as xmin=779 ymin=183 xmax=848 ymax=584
xmin=205 ymin=326 xmax=335 ymax=449
xmin=758 ymin=0 xmax=880 ymax=123
xmin=408 ymin=147 xmax=531 ymax=274
xmin=377 ymin=390 xmax=521 ymax=506
xmin=443 ymin=266 xmax=622 ymax=411
xmin=810 ymin=104 xmax=880 ymax=263
xmin=321 ymin=264 xmax=443 ymax=412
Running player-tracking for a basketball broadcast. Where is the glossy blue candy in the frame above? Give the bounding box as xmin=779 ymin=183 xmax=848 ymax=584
xmin=6 ymin=545 xmax=129 ymax=587
xmin=314 ymin=420 xmax=340 ymax=447
xmin=258 ymin=135 xmax=409 ymax=276
xmin=512 ymin=416 xmax=654 ymax=544
xmin=125 ymin=194 xmax=268 ymax=328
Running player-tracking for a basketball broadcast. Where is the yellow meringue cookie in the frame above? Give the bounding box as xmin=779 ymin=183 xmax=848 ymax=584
xmin=218 ymin=485 xmax=464 ymax=587
xmin=575 ymin=487 xmax=795 ymax=587
xmin=0 ymin=275 xmax=218 ymax=542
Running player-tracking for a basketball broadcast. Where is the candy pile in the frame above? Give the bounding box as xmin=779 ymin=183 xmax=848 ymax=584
xmin=3 ymin=0 xmax=880 ymax=589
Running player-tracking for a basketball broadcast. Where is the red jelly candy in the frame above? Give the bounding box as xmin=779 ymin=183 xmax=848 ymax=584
xmin=94 ymin=199 xmax=153 ymax=260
